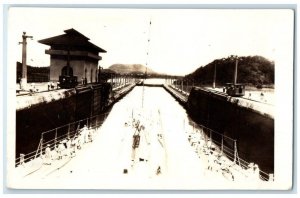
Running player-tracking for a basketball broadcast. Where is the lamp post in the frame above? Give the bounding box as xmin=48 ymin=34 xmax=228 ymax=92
xmin=19 ymin=32 xmax=33 ymax=90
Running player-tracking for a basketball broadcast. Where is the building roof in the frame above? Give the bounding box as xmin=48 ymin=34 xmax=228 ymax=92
xmin=38 ymin=28 xmax=107 ymax=53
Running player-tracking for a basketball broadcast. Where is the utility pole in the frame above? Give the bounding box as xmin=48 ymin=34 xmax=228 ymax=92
xmin=19 ymin=32 xmax=33 ymax=90
xmin=234 ymin=56 xmax=238 ymax=85
xmin=213 ymin=63 xmax=216 ymax=89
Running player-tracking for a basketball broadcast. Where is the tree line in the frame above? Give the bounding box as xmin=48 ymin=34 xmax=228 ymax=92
xmin=16 ymin=62 xmax=50 ymax=83
xmin=184 ymin=55 xmax=274 ymax=87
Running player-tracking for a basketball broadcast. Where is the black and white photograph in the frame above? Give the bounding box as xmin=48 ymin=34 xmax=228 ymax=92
xmin=4 ymin=5 xmax=294 ymax=190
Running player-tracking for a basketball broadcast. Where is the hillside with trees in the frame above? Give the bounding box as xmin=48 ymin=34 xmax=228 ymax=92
xmin=16 ymin=62 xmax=49 ymax=83
xmin=185 ymin=55 xmax=274 ymax=87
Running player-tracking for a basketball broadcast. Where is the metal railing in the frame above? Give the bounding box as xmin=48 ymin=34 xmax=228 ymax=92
xmin=15 ymin=112 xmax=109 ymax=167
xmin=187 ymin=119 xmax=274 ymax=182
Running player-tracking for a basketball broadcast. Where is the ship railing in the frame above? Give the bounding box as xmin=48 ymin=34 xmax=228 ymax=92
xmin=15 ymin=112 xmax=110 ymax=167
xmin=188 ymin=119 xmax=273 ymax=182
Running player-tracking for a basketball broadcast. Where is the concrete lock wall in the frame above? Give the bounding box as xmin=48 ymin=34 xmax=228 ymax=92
xmin=16 ymin=94 xmax=77 ymax=158
xmin=186 ymin=88 xmax=274 ymax=173
xmin=16 ymin=84 xmax=111 ymax=158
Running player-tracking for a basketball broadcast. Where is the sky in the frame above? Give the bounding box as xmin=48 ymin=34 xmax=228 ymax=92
xmin=8 ymin=8 xmax=293 ymax=75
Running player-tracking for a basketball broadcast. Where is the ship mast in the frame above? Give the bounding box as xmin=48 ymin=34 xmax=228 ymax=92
xmin=142 ymin=19 xmax=152 ymax=108
xmin=145 ymin=19 xmax=152 ymax=68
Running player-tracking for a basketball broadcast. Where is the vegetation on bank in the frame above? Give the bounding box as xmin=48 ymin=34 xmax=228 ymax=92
xmin=184 ymin=55 xmax=274 ymax=88
xmin=16 ymin=62 xmax=49 ymax=83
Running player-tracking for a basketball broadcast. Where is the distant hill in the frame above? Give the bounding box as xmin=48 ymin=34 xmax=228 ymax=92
xmin=185 ymin=55 xmax=274 ymax=86
xmin=108 ymin=64 xmax=157 ymax=75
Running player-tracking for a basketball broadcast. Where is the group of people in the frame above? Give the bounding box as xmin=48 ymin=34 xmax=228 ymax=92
xmin=247 ymin=91 xmax=269 ymax=103
xmin=47 ymin=82 xmax=56 ymax=90
xmin=81 ymin=77 xmax=88 ymax=85
xmin=187 ymin=127 xmax=262 ymax=182
xmin=29 ymin=83 xmax=39 ymax=94
xmin=188 ymin=128 xmax=235 ymax=179
xmin=246 ymin=162 xmax=261 ymax=181
xmin=43 ymin=125 xmax=95 ymax=165
xmin=43 ymin=140 xmax=70 ymax=165
xmin=188 ymin=131 xmax=228 ymax=174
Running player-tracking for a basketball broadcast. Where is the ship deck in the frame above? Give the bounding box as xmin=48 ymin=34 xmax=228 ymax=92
xmin=10 ymin=107 xmax=272 ymax=190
